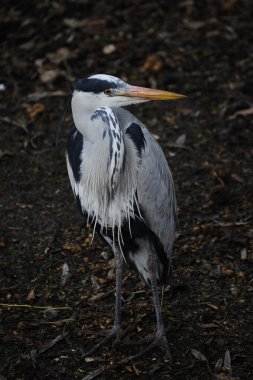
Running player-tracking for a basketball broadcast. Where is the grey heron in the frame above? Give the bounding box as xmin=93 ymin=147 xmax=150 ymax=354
xmin=64 ymin=74 xmax=185 ymax=361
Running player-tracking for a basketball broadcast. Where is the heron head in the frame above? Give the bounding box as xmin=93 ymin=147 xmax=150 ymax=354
xmin=73 ymin=74 xmax=185 ymax=109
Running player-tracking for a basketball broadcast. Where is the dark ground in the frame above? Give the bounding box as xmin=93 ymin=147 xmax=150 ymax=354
xmin=0 ymin=1 xmax=253 ymax=379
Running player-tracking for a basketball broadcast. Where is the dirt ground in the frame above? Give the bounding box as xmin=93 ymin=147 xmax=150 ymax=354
xmin=0 ymin=1 xmax=252 ymax=379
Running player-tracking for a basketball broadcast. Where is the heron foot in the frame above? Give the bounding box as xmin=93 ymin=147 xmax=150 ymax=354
xmin=81 ymin=324 xmax=123 ymax=359
xmin=120 ymin=329 xmax=172 ymax=364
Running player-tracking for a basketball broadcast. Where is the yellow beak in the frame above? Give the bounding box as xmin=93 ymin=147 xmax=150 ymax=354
xmin=118 ymin=85 xmax=186 ymax=101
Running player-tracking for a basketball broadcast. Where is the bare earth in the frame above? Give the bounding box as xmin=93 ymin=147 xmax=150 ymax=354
xmin=0 ymin=1 xmax=252 ymax=379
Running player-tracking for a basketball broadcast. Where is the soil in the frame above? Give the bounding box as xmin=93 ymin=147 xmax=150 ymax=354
xmin=0 ymin=1 xmax=252 ymax=379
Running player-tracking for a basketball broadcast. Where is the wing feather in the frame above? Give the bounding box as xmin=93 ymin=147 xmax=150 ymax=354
xmin=137 ymin=128 xmax=176 ymax=257
xmin=114 ymin=108 xmax=176 ymax=259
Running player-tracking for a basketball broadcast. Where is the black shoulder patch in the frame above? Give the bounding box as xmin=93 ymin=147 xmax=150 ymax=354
xmin=75 ymin=78 xmax=119 ymax=94
xmin=67 ymin=127 xmax=83 ymax=182
xmin=126 ymin=123 xmax=146 ymax=156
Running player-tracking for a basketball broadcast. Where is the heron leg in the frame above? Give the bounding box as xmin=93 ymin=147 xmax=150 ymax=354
xmin=113 ymin=247 xmax=122 ymax=329
xmin=81 ymin=247 xmax=123 ymax=358
xmin=122 ymin=253 xmax=172 ymax=363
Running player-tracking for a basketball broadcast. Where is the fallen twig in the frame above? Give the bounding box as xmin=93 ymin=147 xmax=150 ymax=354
xmin=166 ymin=142 xmax=193 ymax=151
xmin=0 ymin=303 xmax=70 ymax=310
xmin=18 ymin=318 xmax=75 ymax=328
xmin=81 ymin=367 xmax=105 ymax=380
xmin=0 ymin=285 xmax=18 ymax=293
xmin=30 ymin=331 xmax=67 ymax=365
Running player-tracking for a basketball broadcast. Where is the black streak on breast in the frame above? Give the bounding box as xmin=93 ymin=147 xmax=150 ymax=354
xmin=67 ymin=127 xmax=83 ymax=183
xmin=91 ymin=108 xmax=110 ymax=125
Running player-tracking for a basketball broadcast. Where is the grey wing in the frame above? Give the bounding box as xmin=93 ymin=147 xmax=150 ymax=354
xmin=113 ymin=107 xmax=176 ymax=258
xmin=137 ymin=126 xmax=177 ymax=258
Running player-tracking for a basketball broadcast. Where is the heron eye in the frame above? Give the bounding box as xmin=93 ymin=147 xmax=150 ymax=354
xmin=104 ymin=89 xmax=112 ymax=96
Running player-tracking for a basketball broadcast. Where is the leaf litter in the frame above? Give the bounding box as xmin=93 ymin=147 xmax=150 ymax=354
xmin=0 ymin=1 xmax=252 ymax=379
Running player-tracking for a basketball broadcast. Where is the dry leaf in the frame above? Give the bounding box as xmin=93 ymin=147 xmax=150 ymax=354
xmin=126 ymin=365 xmax=133 ymax=373
xmin=61 ymin=263 xmax=70 ymax=286
xmin=229 ymin=106 xmax=253 ymax=120
xmin=27 ymin=90 xmax=66 ymax=101
xmin=63 ymin=18 xmax=87 ymax=29
xmin=26 ymin=103 xmax=45 ymax=120
xmin=97 ymin=276 xmax=109 ymax=285
xmin=176 ymin=134 xmax=186 ymax=146
xmin=222 ymin=0 xmax=237 ymax=11
xmin=40 ymin=69 xmax=63 ymax=84
xmin=0 ymin=237 xmax=5 ymax=248
xmin=90 ymin=274 xmax=100 ymax=291
xmin=220 ymin=267 xmax=233 ymax=278
xmin=215 ymin=357 xmax=223 ymax=373
xmin=231 ymin=173 xmax=244 ymax=183
xmin=230 ymin=284 xmax=238 ymax=296
xmin=152 ymin=133 xmax=160 ymax=140
xmin=142 ymin=53 xmax=163 ymax=72
xmin=20 ymin=40 xmax=34 ymax=51
xmin=107 ymin=268 xmax=114 ymax=279
xmin=223 ymin=350 xmax=232 ymax=376
xmin=198 ymin=323 xmax=218 ymax=329
xmin=132 ymin=364 xmax=141 ymax=375
xmin=47 ymin=47 xmax=74 ymax=64
xmin=27 ymin=289 xmax=35 ymax=301
xmin=206 ymin=30 xmax=220 ymax=38
xmin=206 ymin=303 xmax=219 ymax=310
xmin=184 ymin=20 xmax=205 ymax=30
xmin=88 ymin=292 xmax=106 ymax=302
xmin=100 ymin=251 xmax=113 ymax=260
xmin=240 ymin=248 xmax=247 ymax=260
xmin=214 ymin=220 xmax=248 ymax=227
xmin=85 ymin=357 xmax=95 ymax=363
xmin=103 ymin=44 xmax=116 ymax=55
xmin=0 ymin=83 xmax=6 ymax=91
xmin=0 ymin=149 xmax=14 ymax=159
xmin=190 ymin=348 xmax=207 ymax=362
xmin=63 ymin=242 xmax=81 ymax=252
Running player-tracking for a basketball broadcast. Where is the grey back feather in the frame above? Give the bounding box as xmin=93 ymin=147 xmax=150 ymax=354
xmin=114 ymin=107 xmax=177 ymax=259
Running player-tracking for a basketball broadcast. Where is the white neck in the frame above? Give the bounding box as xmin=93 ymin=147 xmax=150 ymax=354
xmin=71 ymin=91 xmax=105 ymax=142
